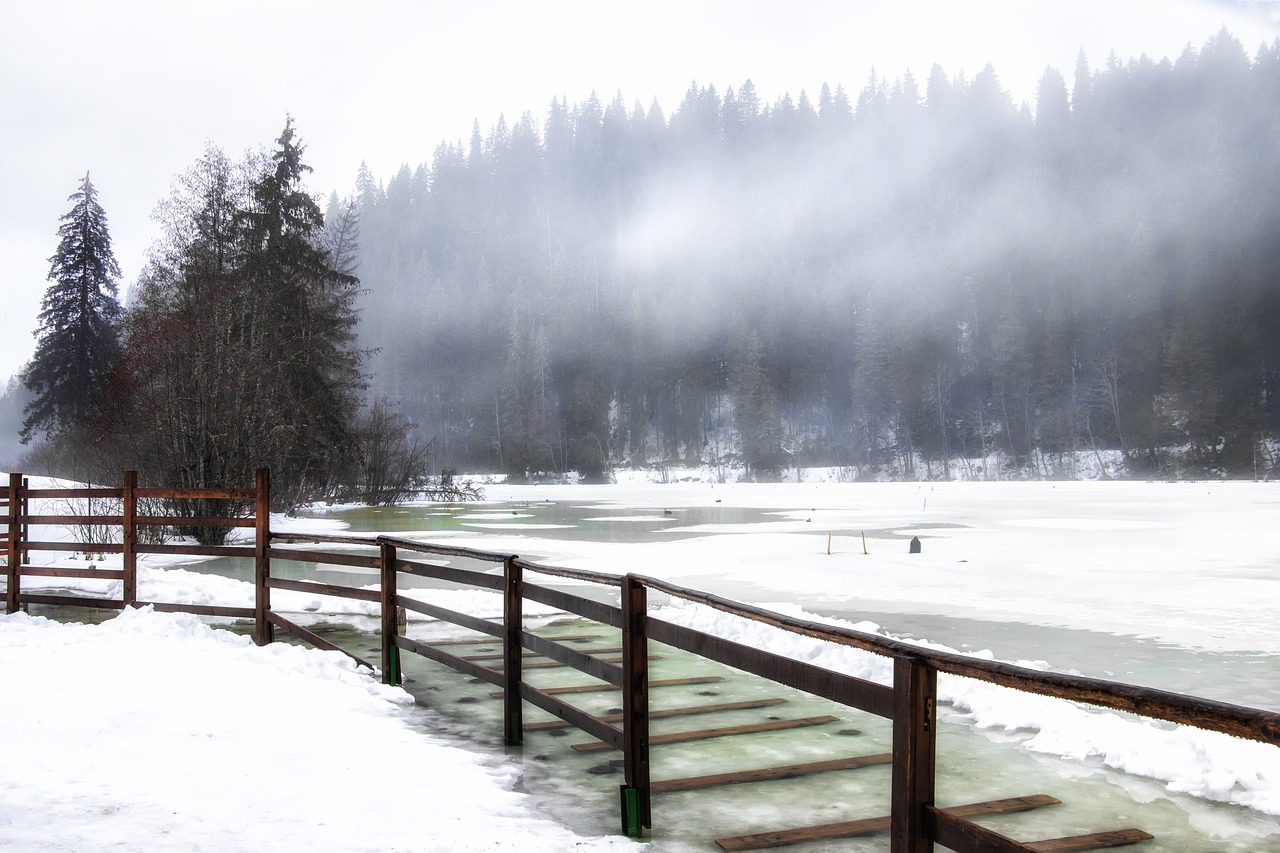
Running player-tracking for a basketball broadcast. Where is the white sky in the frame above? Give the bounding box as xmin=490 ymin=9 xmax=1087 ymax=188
xmin=1 ymin=0 xmax=1277 ymax=381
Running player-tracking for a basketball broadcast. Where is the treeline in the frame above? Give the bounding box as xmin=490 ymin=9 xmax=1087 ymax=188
xmin=352 ymin=28 xmax=1280 ymax=480
xmin=14 ymin=122 xmax=454 ymax=527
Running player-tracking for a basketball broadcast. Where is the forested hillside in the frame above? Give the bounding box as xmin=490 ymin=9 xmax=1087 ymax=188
xmin=348 ymin=29 xmax=1280 ymax=481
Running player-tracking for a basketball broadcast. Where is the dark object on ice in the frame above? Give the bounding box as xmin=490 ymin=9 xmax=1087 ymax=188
xmin=909 ymin=536 xmax=922 ymax=554
xmin=837 ymin=728 xmax=863 ymax=736
xmin=547 ymin=729 xmax=568 ymax=738
xmin=588 ymin=763 xmax=618 ymax=775
xmin=457 ymin=696 xmax=478 ymax=704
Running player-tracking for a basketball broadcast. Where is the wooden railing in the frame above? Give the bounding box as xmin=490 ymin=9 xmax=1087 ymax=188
xmin=4 ymin=469 xmax=1278 ymax=851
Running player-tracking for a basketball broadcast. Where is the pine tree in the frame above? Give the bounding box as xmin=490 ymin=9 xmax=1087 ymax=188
xmin=21 ymin=172 xmax=123 ymax=443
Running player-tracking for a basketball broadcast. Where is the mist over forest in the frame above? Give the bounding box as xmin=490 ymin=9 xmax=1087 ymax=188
xmin=340 ymin=29 xmax=1280 ymax=482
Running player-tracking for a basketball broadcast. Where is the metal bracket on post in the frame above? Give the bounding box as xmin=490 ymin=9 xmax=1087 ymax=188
xmin=503 ymin=555 xmax=523 ymax=747
xmin=380 ymin=541 xmax=402 ymax=686
xmin=620 ymin=575 xmax=651 ymax=836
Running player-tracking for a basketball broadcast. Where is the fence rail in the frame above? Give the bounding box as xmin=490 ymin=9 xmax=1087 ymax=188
xmin=4 ymin=468 xmax=1277 ymax=851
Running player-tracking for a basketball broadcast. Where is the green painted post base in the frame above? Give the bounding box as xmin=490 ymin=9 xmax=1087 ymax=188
xmin=505 ymin=711 xmax=523 ymax=747
xmin=620 ymin=785 xmax=646 ymax=838
xmin=384 ymin=647 xmax=401 ymax=686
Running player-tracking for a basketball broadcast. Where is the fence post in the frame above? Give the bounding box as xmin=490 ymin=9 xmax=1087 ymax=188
xmin=253 ymin=468 xmax=272 ymax=646
xmin=380 ymin=541 xmax=401 ymax=685
xmin=20 ymin=478 xmax=28 ymax=564
xmin=890 ymin=654 xmax=938 ymax=853
xmin=503 ymin=555 xmax=523 ymax=746
xmin=5 ymin=473 xmax=20 ymax=614
xmin=620 ymin=574 xmax=651 ymax=836
xmin=121 ymin=471 xmax=137 ymax=606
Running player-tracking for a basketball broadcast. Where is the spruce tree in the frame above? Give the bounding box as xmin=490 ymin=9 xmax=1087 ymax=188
xmin=21 ymin=172 xmax=123 ymax=443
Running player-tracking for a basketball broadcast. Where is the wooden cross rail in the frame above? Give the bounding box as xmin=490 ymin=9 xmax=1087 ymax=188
xmin=487 ymin=676 xmax=726 ymax=698
xmin=572 ymin=715 xmax=841 ymax=753
xmin=651 ymin=752 xmax=893 ymax=794
xmin=524 ymin=697 xmax=789 ymax=732
xmin=428 ymin=633 xmax=603 ymax=647
xmin=716 ymin=794 xmax=1062 ymax=851
xmin=465 ymin=645 xmax=625 ymax=661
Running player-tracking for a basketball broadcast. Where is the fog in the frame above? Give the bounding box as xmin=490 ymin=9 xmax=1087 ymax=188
xmin=4 ymin=0 xmax=1278 ymax=382
xmin=340 ymin=31 xmax=1280 ymax=481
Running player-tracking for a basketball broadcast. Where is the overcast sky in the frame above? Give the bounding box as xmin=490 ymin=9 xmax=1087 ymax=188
xmin=2 ymin=0 xmax=1277 ymax=382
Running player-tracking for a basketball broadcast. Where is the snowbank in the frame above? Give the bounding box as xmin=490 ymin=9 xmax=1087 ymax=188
xmin=0 ymin=607 xmax=639 ymax=852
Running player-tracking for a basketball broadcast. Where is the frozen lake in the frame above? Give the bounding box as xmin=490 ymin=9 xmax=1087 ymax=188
xmin=285 ymin=478 xmax=1279 ymax=850
xmin=306 ymin=478 xmax=1279 ymax=707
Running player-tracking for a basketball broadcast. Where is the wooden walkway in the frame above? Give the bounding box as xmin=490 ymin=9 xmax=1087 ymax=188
xmin=426 ymin=631 xmax=1155 ymax=852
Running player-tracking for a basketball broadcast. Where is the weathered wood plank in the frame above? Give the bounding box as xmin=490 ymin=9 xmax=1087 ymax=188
xmin=146 ymin=601 xmax=256 ymax=619
xmin=136 ymin=515 xmax=256 ymax=528
xmin=23 ymin=515 xmax=124 ymax=526
xmin=135 ymin=487 xmax=256 ymax=500
xmin=271 ymin=531 xmax=379 ymax=546
xmin=653 ymin=752 xmax=893 ymax=794
xmin=23 ymin=488 xmax=123 ymax=499
xmin=517 ymin=682 xmax=624 ymax=751
xmin=431 ymin=633 xmax=602 ymax=647
xmin=266 ymin=547 xmax=380 ymax=569
xmin=395 ymin=558 xmax=505 ymax=590
xmin=488 ymin=676 xmax=725 ymax=698
xmin=137 ymin=543 xmax=254 ymax=558
xmin=521 ymin=580 xmax=623 ymax=627
xmin=486 ymin=653 xmax=650 ymax=666
xmin=268 ymin=613 xmax=374 ymax=670
xmin=1025 ymin=829 xmax=1154 ymax=852
xmin=266 ymin=577 xmax=382 ymax=602
xmin=512 ymin=556 xmax=622 ymax=587
xmin=397 ymin=595 xmax=503 ymax=639
xmin=525 ymin=697 xmax=789 ymax=732
xmin=19 ymin=592 xmax=125 ymax=610
xmin=19 ymin=566 xmax=125 ymax=580
xmin=26 ymin=541 xmax=124 ymax=554
xmin=516 ymin=632 xmax=626 ymax=686
xmin=464 ymin=645 xmax=625 ymax=661
xmin=376 ymin=535 xmax=510 ymax=564
xmin=572 ymin=715 xmax=840 ymax=753
xmin=646 ymin=617 xmax=895 ymax=719
xmin=715 ymin=794 xmax=1061 ymax=851
xmin=396 ymin=635 xmax=504 ymax=686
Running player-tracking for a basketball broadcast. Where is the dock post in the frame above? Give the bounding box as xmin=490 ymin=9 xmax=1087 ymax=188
xmin=380 ymin=541 xmax=401 ymax=685
xmin=620 ymin=574 xmax=651 ymax=836
xmin=503 ymin=555 xmax=523 ymax=746
xmin=891 ymin=654 xmax=938 ymax=853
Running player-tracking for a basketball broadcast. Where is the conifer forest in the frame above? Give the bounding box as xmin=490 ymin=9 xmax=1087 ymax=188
xmin=12 ymin=29 xmax=1280 ymax=492
xmin=344 ymin=31 xmax=1280 ymax=481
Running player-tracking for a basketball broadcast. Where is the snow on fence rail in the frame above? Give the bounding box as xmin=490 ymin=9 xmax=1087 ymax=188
xmin=4 ymin=469 xmax=1278 ymax=851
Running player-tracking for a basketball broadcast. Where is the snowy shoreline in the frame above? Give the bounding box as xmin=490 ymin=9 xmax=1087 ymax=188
xmin=3 ymin=477 xmax=1279 ymax=848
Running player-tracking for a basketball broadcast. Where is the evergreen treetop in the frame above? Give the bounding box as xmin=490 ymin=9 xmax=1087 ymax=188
xmin=20 ymin=171 xmax=123 ymax=443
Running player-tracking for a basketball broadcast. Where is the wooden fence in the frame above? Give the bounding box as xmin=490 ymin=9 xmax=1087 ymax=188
xmin=4 ymin=469 xmax=1278 ymax=851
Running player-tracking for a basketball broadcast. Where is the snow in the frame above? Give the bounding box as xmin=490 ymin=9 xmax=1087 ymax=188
xmin=0 ymin=607 xmax=639 ymax=852
xmin=3 ymin=476 xmax=1279 ymax=848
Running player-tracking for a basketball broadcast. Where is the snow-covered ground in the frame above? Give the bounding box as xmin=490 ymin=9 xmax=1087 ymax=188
xmin=0 ymin=607 xmax=639 ymax=852
xmin=3 ymin=475 xmax=1279 ymax=849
